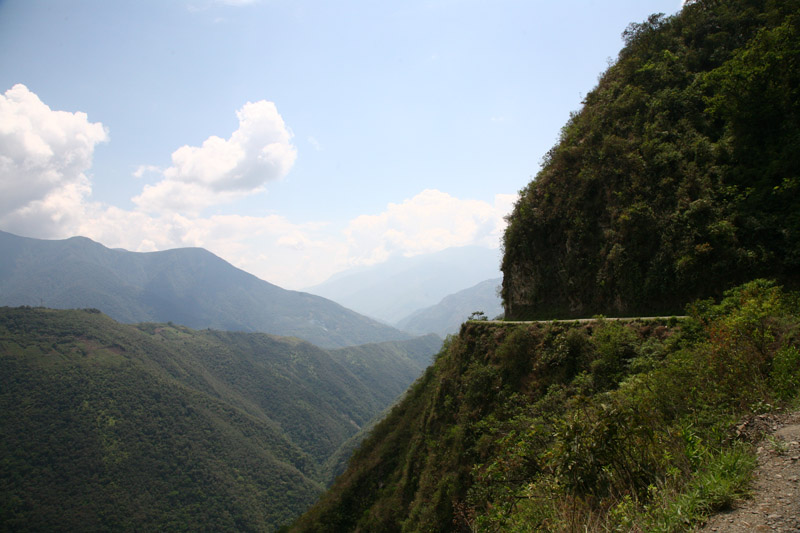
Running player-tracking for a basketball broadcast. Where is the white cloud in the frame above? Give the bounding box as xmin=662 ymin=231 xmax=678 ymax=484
xmin=344 ymin=189 xmax=517 ymax=266
xmin=0 ymin=86 xmax=517 ymax=290
xmin=133 ymin=100 xmax=296 ymax=215
xmin=72 ymin=188 xmax=517 ymax=289
xmin=0 ymin=84 xmax=108 ymax=236
xmin=133 ymin=164 xmax=161 ymax=178
xmin=307 ymin=136 xmax=322 ymax=151
xmin=72 ymin=208 xmax=342 ymax=289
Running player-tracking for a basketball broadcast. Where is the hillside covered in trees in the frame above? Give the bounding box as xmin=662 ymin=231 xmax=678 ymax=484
xmin=291 ymin=280 xmax=800 ymax=531
xmin=290 ymin=0 xmax=800 ymax=530
xmin=502 ymin=0 xmax=799 ymax=319
xmin=0 ymin=307 xmax=439 ymax=531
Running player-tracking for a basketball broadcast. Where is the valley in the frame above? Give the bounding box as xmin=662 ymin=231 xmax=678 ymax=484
xmin=0 ymin=307 xmax=440 ymax=530
xmin=2 ymin=0 xmax=799 ymax=531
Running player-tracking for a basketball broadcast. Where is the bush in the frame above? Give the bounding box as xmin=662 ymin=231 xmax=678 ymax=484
xmin=771 ymin=345 xmax=800 ymax=401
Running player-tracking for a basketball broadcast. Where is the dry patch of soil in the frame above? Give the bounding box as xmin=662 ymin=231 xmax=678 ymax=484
xmin=698 ymin=411 xmax=800 ymax=533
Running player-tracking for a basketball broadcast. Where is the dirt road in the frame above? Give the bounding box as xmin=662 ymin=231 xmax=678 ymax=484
xmin=698 ymin=412 xmax=800 ymax=532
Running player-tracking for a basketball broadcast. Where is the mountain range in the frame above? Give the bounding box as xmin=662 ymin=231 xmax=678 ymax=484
xmin=0 ymin=306 xmax=440 ymax=531
xmin=7 ymin=0 xmax=798 ymax=530
xmin=0 ymin=230 xmax=409 ymax=349
xmin=305 ymin=246 xmax=502 ymax=325
xmin=396 ymin=277 xmax=503 ymax=337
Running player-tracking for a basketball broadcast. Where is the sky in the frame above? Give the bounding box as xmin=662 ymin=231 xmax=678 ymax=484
xmin=0 ymin=0 xmax=682 ymax=289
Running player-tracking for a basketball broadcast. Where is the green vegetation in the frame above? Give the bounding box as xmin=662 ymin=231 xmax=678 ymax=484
xmin=5 ymin=1 xmax=800 ymax=531
xmin=502 ymin=0 xmax=800 ymax=319
xmin=0 ymin=307 xmax=438 ymax=531
xmin=290 ymin=280 xmax=800 ymax=531
xmin=292 ymin=2 xmax=800 ymax=527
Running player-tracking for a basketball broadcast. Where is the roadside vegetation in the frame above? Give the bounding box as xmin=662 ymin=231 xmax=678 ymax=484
xmin=290 ymin=280 xmax=800 ymax=531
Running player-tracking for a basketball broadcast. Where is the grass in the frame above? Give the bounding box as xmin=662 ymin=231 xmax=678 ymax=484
xmin=640 ymin=444 xmax=755 ymax=532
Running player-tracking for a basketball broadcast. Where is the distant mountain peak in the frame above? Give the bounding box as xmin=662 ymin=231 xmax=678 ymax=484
xmin=396 ymin=277 xmax=503 ymax=337
xmin=0 ymin=230 xmax=408 ymax=348
xmin=305 ymin=245 xmax=502 ymax=324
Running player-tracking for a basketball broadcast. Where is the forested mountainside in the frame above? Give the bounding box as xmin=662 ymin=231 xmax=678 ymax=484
xmin=0 ymin=230 xmax=409 ymax=349
xmin=291 ymin=281 xmax=800 ymax=531
xmin=0 ymin=307 xmax=439 ymax=531
xmin=290 ymin=1 xmax=800 ymax=531
xmin=502 ymin=0 xmax=800 ymax=319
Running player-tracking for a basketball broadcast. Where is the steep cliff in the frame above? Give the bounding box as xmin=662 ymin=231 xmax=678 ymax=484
xmin=502 ymin=0 xmax=800 ymax=319
xmin=289 ymin=281 xmax=800 ymax=531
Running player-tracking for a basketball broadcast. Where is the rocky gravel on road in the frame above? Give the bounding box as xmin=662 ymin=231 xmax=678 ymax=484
xmin=698 ymin=411 xmax=800 ymax=533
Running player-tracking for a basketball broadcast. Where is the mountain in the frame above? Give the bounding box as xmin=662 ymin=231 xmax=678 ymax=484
xmin=290 ymin=1 xmax=800 ymax=530
xmin=501 ymin=0 xmax=800 ymax=320
xmin=290 ymin=280 xmax=800 ymax=531
xmin=0 ymin=230 xmax=409 ymax=348
xmin=0 ymin=307 xmax=439 ymax=531
xmin=304 ymin=246 xmax=502 ymax=324
xmin=323 ymin=334 xmax=441 ymax=480
xmin=396 ymin=278 xmax=503 ymax=337
xmin=330 ymin=335 xmax=440 ymax=405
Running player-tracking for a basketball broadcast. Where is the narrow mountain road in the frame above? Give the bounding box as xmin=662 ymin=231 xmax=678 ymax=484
xmin=476 ymin=316 xmax=687 ymax=325
xmin=697 ymin=411 xmax=800 ymax=533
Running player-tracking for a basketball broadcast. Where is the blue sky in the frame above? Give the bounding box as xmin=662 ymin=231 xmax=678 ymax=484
xmin=0 ymin=0 xmax=682 ymax=289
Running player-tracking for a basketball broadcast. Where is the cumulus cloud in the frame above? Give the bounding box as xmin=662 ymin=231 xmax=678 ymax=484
xmin=0 ymin=86 xmax=518 ymax=290
xmin=133 ymin=100 xmax=296 ymax=215
xmin=0 ymin=84 xmax=108 ymax=236
xmin=74 ymin=188 xmax=517 ymax=288
xmin=72 ymin=209 xmax=341 ymax=289
xmin=92 ymin=190 xmax=515 ymax=288
xmin=122 ymin=190 xmax=518 ymax=288
xmin=344 ymin=189 xmax=517 ymax=266
xmin=133 ymin=164 xmax=161 ymax=178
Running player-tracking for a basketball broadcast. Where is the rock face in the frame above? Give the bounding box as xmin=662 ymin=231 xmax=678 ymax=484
xmin=501 ymin=0 xmax=800 ymax=319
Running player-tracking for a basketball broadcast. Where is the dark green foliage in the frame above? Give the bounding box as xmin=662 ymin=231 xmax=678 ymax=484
xmin=0 ymin=307 xmax=438 ymax=531
xmin=329 ymin=335 xmax=439 ymax=406
xmin=589 ymin=320 xmax=639 ymax=391
xmin=289 ymin=280 xmax=800 ymax=531
xmin=771 ymin=345 xmax=800 ymax=400
xmin=321 ymin=335 xmax=441 ymax=482
xmin=502 ymin=0 xmax=800 ymax=320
